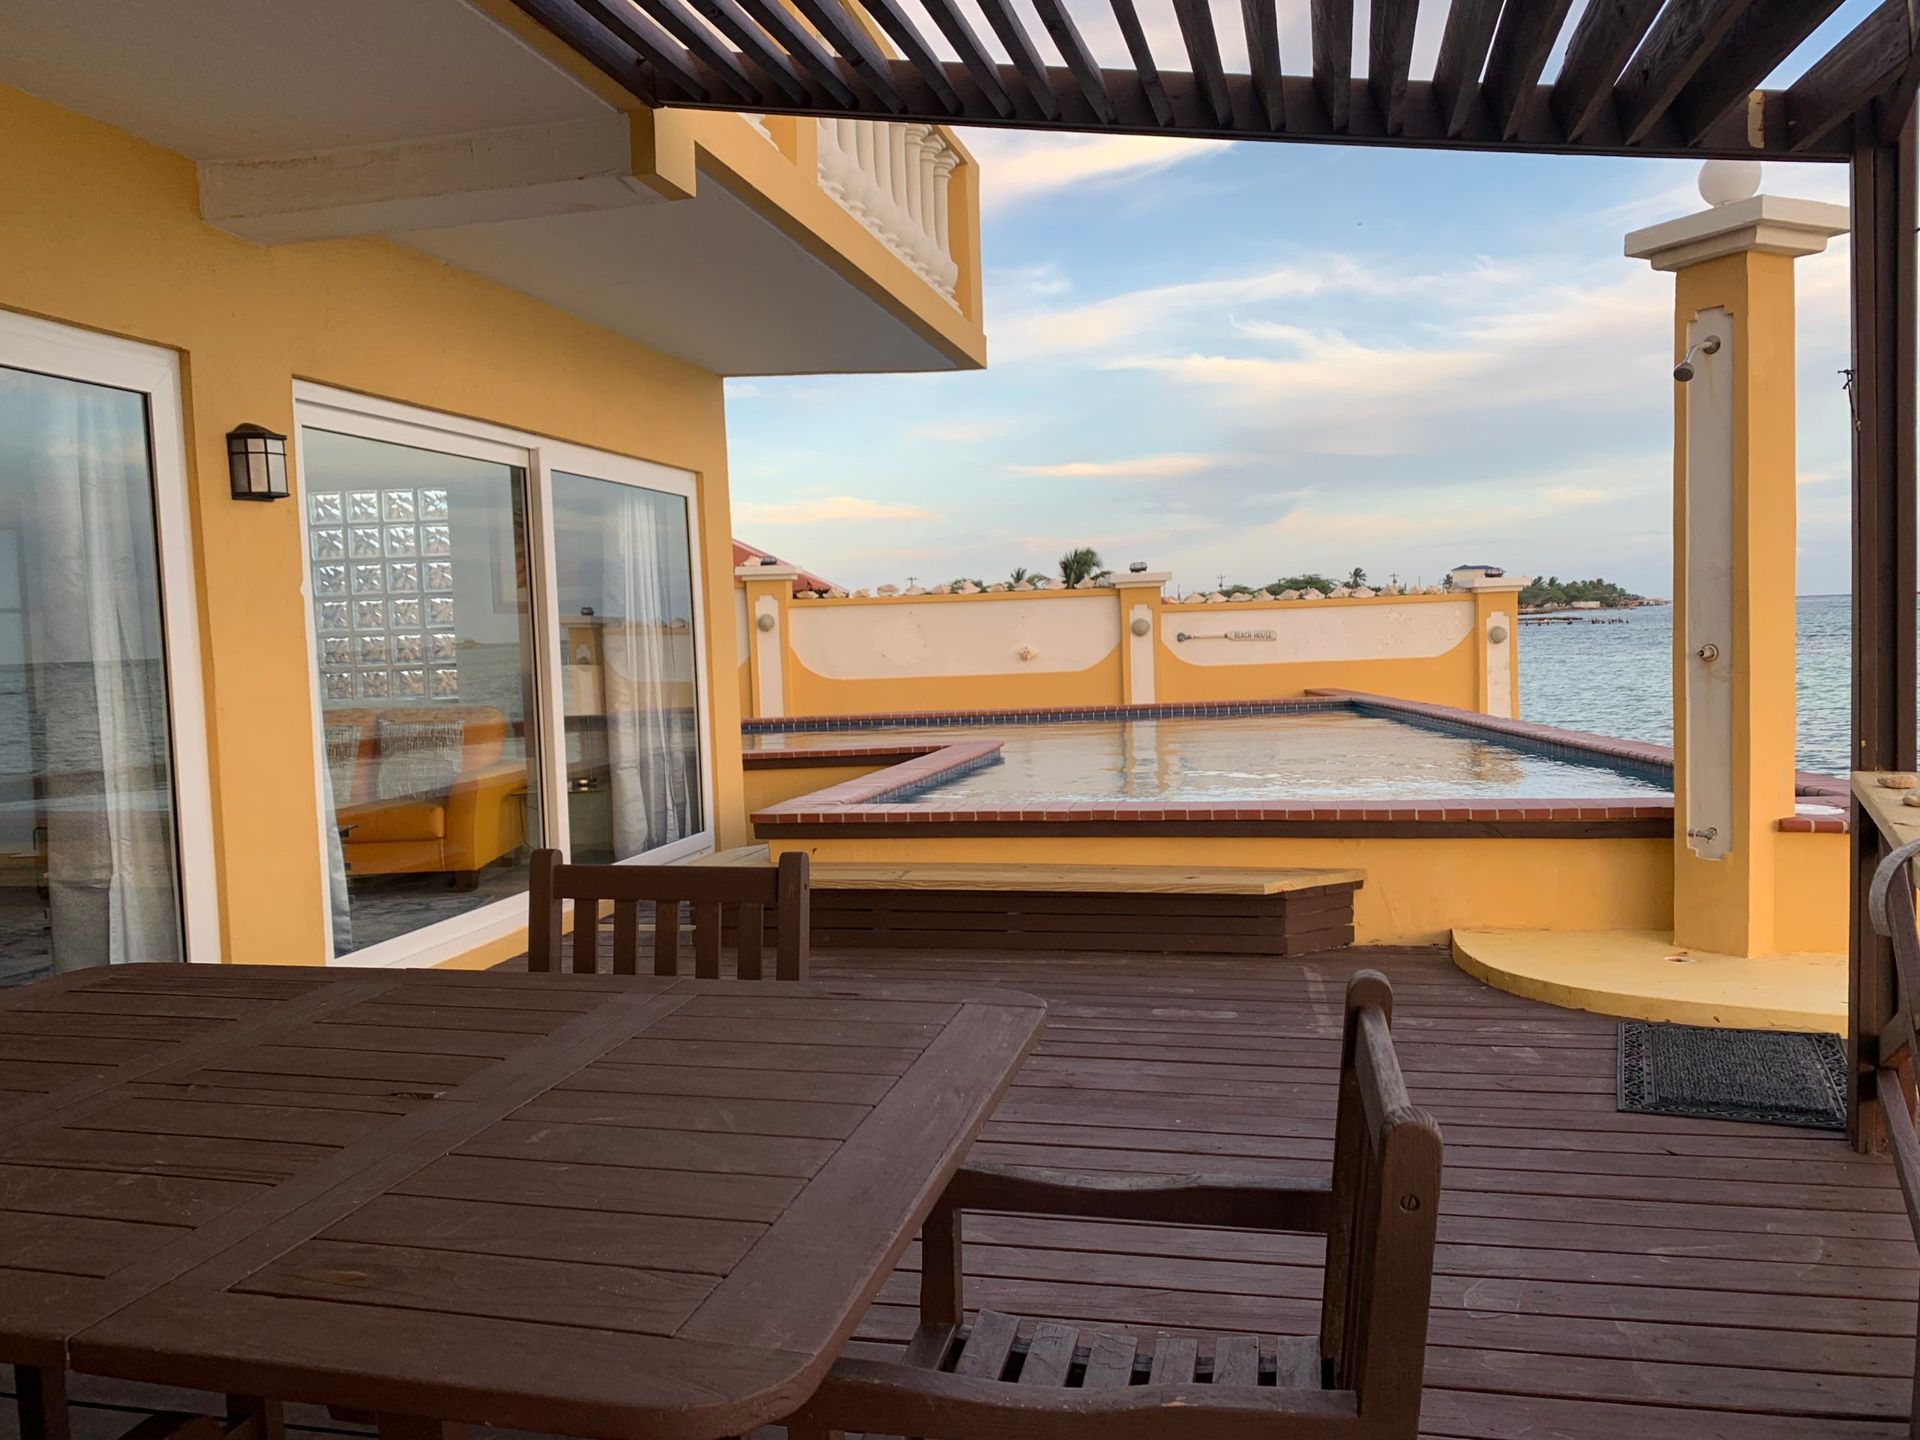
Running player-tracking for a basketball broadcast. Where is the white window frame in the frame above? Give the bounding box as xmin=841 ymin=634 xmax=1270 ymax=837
xmin=292 ymin=383 xmax=714 ymax=969
xmin=0 ymin=308 xmax=220 ymax=966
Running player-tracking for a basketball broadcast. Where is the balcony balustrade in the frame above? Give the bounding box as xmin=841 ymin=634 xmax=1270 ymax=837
xmin=814 ymin=118 xmax=960 ymax=303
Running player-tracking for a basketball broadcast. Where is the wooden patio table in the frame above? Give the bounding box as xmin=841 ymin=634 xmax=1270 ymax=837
xmin=0 ymin=963 xmax=1046 ymax=1440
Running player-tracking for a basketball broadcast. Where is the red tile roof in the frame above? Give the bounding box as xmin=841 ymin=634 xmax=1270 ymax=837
xmin=733 ymin=539 xmax=837 ymax=595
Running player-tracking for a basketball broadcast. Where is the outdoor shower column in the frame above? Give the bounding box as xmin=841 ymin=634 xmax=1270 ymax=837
xmin=1626 ymin=165 xmax=1847 ymax=957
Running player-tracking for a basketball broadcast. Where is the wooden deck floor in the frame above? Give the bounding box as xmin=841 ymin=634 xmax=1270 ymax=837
xmin=5 ymin=943 xmax=1913 ymax=1440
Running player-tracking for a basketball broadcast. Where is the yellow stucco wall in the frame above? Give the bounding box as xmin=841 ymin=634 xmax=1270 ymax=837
xmin=1668 ymin=251 xmax=1802 ymax=956
xmin=767 ymin=833 xmax=1675 ymax=945
xmin=0 ymin=82 xmax=753 ymax=966
xmin=1772 ymin=828 xmax=1849 ymax=954
xmin=748 ymin=586 xmax=1511 ymax=718
xmin=743 ymin=761 xmax=898 ymax=812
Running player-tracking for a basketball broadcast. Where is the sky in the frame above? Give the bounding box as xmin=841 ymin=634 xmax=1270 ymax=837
xmin=723 ymin=3 xmax=1874 ymax=599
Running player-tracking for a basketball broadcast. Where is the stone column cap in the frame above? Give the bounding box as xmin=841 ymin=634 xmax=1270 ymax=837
xmin=736 ymin=562 xmax=803 ymax=581
xmin=1112 ymin=570 xmax=1171 ymax=587
xmin=1625 ymin=194 xmax=1850 ymax=271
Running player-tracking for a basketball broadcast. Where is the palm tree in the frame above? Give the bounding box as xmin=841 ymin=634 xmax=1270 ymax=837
xmin=1347 ymin=566 xmax=1368 ymax=588
xmin=1009 ymin=566 xmax=1032 ymax=585
xmin=1059 ymin=546 xmax=1106 ymax=587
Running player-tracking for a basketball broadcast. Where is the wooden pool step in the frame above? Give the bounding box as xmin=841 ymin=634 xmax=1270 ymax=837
xmin=699 ymin=848 xmax=1363 ymax=956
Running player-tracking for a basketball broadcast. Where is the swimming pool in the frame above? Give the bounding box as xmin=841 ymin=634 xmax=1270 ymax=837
xmin=745 ymin=699 xmax=1671 ymax=804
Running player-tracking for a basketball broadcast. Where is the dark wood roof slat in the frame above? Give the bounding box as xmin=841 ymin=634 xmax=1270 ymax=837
xmin=851 ymin=0 xmax=966 ymax=113
xmin=1108 ymin=0 xmax=1174 ymax=125
xmin=516 ymin=0 xmax=702 ymax=103
xmin=1551 ymin=0 xmax=1665 ymax=140
xmin=1308 ymin=0 xmax=1351 ymax=130
xmin=1785 ymin=0 xmax=1914 ymax=152
xmin=1368 ymin=0 xmax=1419 ymax=133
xmin=1612 ymin=0 xmax=1756 ymax=146
xmin=1670 ymin=0 xmax=1847 ymax=143
xmin=1431 ymin=0 xmax=1504 ymax=135
xmin=678 ymin=0 xmax=816 ymax=101
xmin=910 ymin=0 xmax=1017 ymax=117
xmin=1031 ymin=0 xmax=1120 ymax=123
xmin=1481 ymin=0 xmax=1577 ymax=139
xmin=785 ymin=0 xmax=911 ymax=112
xmin=1246 ymin=0 xmax=1291 ymax=129
xmin=972 ymin=0 xmax=1065 ymax=118
xmin=1171 ymin=0 xmax=1234 ymax=126
xmin=729 ymin=0 xmax=862 ymax=106
xmin=627 ymin=0 xmax=767 ymax=101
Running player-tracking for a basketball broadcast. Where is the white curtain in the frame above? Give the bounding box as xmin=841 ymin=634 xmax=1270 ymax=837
xmin=603 ymin=489 xmax=698 ymax=857
xmin=11 ymin=369 xmax=182 ymax=971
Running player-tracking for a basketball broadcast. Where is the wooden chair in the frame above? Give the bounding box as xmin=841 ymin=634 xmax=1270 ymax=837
xmin=527 ymin=848 xmax=810 ymax=979
xmin=788 ymin=971 xmax=1441 ymax=1440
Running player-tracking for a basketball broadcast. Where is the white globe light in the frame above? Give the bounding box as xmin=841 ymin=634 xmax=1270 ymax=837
xmin=1698 ymin=159 xmax=1762 ymax=207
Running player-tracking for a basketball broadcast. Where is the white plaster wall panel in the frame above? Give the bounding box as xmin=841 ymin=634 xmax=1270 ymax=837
xmin=753 ymin=593 xmax=785 ymax=716
xmin=1682 ymin=306 xmax=1734 ymax=860
xmin=788 ymin=598 xmax=1120 ymax=678
xmin=1127 ymin=603 xmax=1156 ymax=704
xmin=1160 ymin=601 xmax=1473 ymax=666
xmin=1484 ymin=611 xmax=1513 ymax=717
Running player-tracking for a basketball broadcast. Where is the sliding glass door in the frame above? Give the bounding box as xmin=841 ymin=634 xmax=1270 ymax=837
xmin=549 ymin=471 xmax=702 ymax=864
xmin=0 ymin=312 xmax=212 ymax=986
xmin=297 ymin=389 xmax=710 ymax=965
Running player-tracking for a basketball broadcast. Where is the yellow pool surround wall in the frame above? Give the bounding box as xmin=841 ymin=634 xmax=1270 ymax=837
xmin=762 ymin=832 xmax=1674 ymax=946
xmin=0 ymin=81 xmax=882 ymax=967
xmin=736 ymin=568 xmax=1527 ymax=720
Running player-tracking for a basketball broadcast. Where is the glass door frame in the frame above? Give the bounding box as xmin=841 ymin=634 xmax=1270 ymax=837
xmin=0 ymin=307 xmax=220 ymax=966
xmin=292 ymin=383 xmax=715 ymax=969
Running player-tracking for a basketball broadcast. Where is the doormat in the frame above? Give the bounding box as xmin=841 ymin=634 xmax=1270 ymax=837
xmin=1617 ymin=1020 xmax=1847 ymax=1130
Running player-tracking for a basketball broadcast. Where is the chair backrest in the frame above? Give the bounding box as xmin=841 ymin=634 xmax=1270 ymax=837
xmin=527 ymin=849 xmax=810 ymax=980
xmin=1319 ymin=971 xmax=1443 ymax=1434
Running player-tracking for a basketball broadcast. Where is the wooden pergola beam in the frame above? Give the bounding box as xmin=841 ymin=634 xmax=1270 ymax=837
xmin=1481 ymin=0 xmax=1576 ymax=140
xmin=1432 ymin=0 xmax=1503 ymax=136
xmin=1171 ymin=0 xmax=1233 ymax=127
xmin=908 ymin=0 xmax=1015 ymax=118
xmin=1848 ymin=111 xmax=1919 ymax=1154
xmin=974 ymin=0 xmax=1065 ymax=119
xmin=1107 ymin=0 xmax=1172 ymax=126
xmin=628 ymin=0 xmax=766 ymax=102
xmin=1787 ymin=0 xmax=1915 ymax=154
xmin=1613 ymin=0 xmax=1754 ymax=146
xmin=853 ymin=0 xmax=964 ymax=113
xmin=512 ymin=0 xmax=693 ymax=103
xmin=1669 ymin=0 xmax=1845 ymax=144
xmin=1307 ymin=0 xmax=1350 ymax=131
xmin=784 ymin=0 xmax=909 ymax=111
xmin=1552 ymin=0 xmax=1664 ymax=140
xmin=679 ymin=0 xmax=814 ymax=103
xmin=1367 ymin=0 xmax=1419 ymax=134
xmin=1032 ymin=0 xmax=1119 ymax=124
xmin=728 ymin=0 xmax=859 ymax=107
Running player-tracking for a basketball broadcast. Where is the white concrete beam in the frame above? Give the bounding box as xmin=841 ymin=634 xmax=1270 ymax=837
xmin=199 ymin=114 xmax=662 ymax=244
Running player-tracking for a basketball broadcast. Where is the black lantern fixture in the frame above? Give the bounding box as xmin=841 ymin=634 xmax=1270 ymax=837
xmin=226 ymin=423 xmax=289 ymax=502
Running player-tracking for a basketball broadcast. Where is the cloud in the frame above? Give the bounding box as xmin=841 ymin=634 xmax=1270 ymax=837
xmin=1013 ymin=453 xmax=1229 ymax=478
xmin=967 ymin=131 xmax=1232 ymax=215
xmin=906 ymin=418 xmax=1009 ymax=443
xmin=732 ymin=496 xmax=935 ymax=524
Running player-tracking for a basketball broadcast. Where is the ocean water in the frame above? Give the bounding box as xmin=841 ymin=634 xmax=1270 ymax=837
xmin=1518 ymin=594 xmax=1858 ymax=778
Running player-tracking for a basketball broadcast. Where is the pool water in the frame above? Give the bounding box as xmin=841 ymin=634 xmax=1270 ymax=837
xmin=750 ymin=707 xmax=1670 ymax=804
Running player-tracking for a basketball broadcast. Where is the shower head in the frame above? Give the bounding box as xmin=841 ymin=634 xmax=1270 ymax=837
xmin=1674 ymin=334 xmax=1722 ymax=383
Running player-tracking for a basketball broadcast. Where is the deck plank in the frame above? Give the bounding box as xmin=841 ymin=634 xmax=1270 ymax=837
xmin=796 ymin=942 xmax=1916 ymax=1438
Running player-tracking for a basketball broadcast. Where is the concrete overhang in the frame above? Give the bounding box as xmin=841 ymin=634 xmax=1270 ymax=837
xmin=0 ymin=0 xmax=979 ymax=377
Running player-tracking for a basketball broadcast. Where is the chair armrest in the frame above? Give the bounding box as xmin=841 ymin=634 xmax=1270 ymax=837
xmin=800 ymin=1357 xmax=1360 ymax=1440
xmin=942 ymin=1162 xmax=1334 ymax=1232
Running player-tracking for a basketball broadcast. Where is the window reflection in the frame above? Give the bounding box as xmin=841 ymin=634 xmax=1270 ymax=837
xmin=551 ymin=472 xmax=703 ymax=862
xmin=0 ymin=365 xmax=182 ymax=986
xmin=303 ymin=429 xmax=538 ymax=955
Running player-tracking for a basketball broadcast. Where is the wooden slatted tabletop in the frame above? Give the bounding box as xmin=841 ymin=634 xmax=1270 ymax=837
xmin=0 ymin=964 xmax=1045 ymax=1440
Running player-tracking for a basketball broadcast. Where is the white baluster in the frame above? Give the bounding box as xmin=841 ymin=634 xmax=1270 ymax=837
xmin=930 ymin=145 xmax=959 ymax=297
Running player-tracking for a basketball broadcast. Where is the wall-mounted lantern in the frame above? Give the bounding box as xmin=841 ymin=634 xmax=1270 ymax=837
xmin=226 ymin=424 xmax=289 ymax=501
